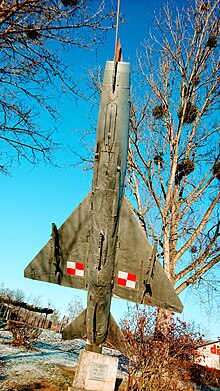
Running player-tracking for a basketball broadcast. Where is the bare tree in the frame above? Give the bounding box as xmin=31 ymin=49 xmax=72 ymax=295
xmin=127 ymin=0 xmax=219 ymax=328
xmin=0 ymin=0 xmax=117 ymax=174
xmin=66 ymin=295 xmax=84 ymax=320
xmin=70 ymin=1 xmax=219 ymax=328
xmin=13 ymin=289 xmax=26 ymax=303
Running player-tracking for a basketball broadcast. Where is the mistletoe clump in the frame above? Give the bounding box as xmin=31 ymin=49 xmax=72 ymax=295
xmin=178 ymin=102 xmax=198 ymax=124
xmin=152 ymin=104 xmax=167 ymax=119
xmin=206 ymin=34 xmax=218 ymax=49
xmin=61 ymin=0 xmax=78 ymax=6
xmin=213 ymin=161 xmax=220 ymax=180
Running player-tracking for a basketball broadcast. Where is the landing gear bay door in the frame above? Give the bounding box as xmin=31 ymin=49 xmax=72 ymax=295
xmin=24 ymin=193 xmax=91 ymax=290
xmin=113 ymin=196 xmax=183 ymax=313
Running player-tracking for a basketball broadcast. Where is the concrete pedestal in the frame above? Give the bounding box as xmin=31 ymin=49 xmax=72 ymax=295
xmin=68 ymin=350 xmax=118 ymax=391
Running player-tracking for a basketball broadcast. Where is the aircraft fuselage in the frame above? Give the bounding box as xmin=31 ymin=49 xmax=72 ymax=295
xmin=86 ymin=61 xmax=130 ymax=349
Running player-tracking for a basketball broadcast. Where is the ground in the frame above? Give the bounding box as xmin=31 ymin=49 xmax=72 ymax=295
xmin=0 ymin=330 xmax=126 ymax=390
xmin=0 ymin=330 xmax=79 ymax=390
xmin=2 ymin=330 xmax=218 ymax=391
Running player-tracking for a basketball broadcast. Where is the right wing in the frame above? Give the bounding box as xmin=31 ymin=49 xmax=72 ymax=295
xmin=112 ymin=196 xmax=183 ymax=313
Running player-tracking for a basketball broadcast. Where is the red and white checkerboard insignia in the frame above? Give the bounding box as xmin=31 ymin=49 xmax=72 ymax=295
xmin=117 ymin=271 xmax=136 ymax=289
xmin=66 ymin=261 xmax=84 ymax=277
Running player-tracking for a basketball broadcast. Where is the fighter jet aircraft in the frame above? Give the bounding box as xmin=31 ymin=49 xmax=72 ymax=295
xmin=24 ymin=41 xmax=183 ymax=355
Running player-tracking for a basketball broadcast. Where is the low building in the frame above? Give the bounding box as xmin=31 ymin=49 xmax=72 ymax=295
xmin=0 ymin=300 xmax=54 ymax=331
xmin=196 ymin=340 xmax=220 ymax=370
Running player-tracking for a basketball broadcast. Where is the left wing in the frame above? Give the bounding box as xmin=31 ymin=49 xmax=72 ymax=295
xmin=24 ymin=192 xmax=91 ymax=290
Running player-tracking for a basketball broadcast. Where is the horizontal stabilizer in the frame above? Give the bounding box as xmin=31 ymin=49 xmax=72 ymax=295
xmin=113 ymin=196 xmax=183 ymax=313
xmin=24 ymin=193 xmax=91 ymax=290
xmin=62 ymin=310 xmax=129 ymax=357
xmin=107 ymin=313 xmax=128 ymax=357
xmin=62 ymin=309 xmax=87 ymax=341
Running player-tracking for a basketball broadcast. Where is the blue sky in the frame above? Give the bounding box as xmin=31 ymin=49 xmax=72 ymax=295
xmin=0 ymin=0 xmax=219 ymax=341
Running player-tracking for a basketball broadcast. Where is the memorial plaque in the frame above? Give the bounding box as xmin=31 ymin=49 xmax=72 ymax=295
xmin=71 ymin=350 xmax=118 ymax=391
xmin=89 ymin=363 xmax=108 ymax=381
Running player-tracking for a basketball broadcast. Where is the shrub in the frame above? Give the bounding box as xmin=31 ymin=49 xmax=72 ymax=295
xmin=190 ymin=364 xmax=220 ymax=389
xmin=120 ymin=307 xmax=204 ymax=391
xmin=6 ymin=320 xmax=42 ymax=348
